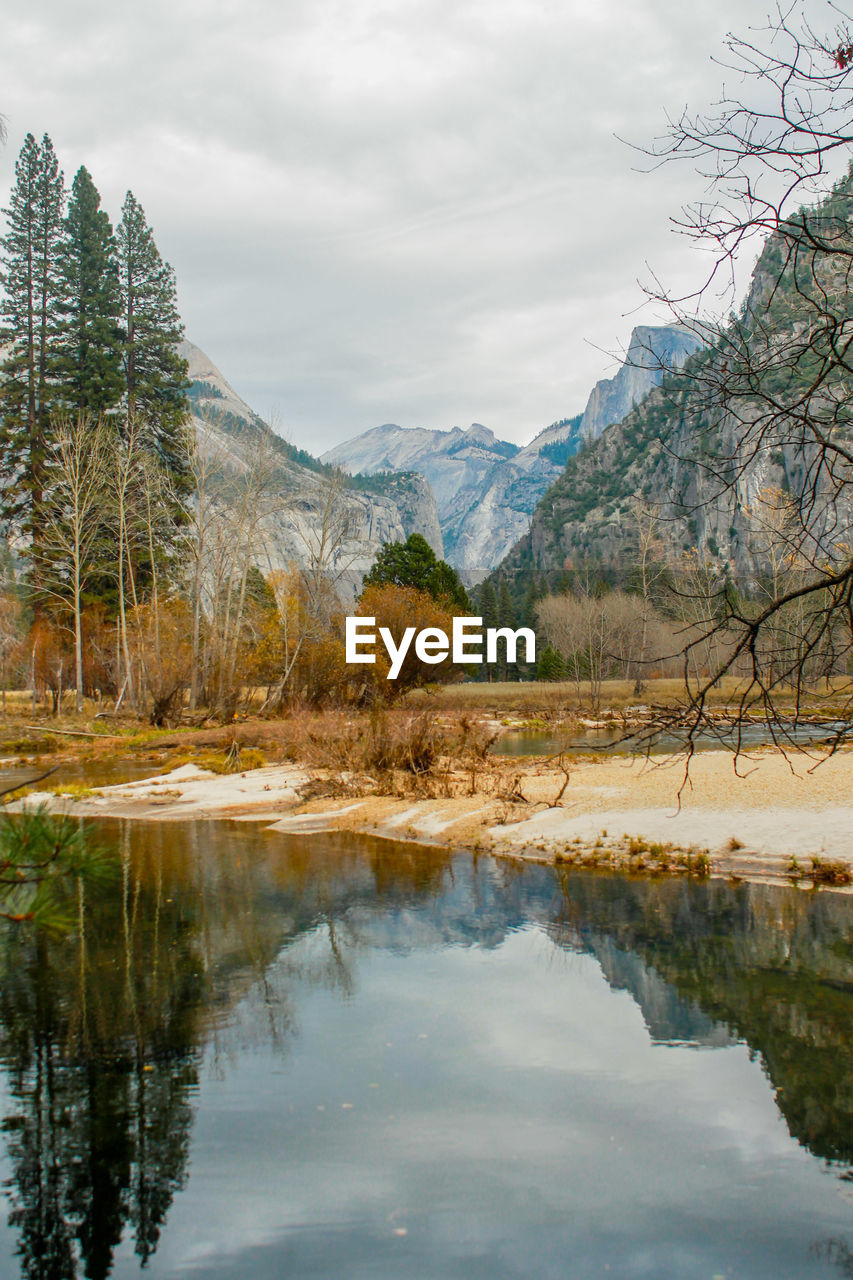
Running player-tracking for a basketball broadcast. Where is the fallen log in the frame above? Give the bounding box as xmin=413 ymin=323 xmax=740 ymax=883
xmin=22 ymin=725 xmax=107 ymax=739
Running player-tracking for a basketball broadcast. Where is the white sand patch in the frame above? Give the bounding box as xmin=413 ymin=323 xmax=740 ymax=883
xmin=21 ymin=745 xmax=853 ymax=882
xmin=117 ymin=763 xmax=216 ymax=787
xmin=491 ymin=804 xmax=853 ymax=863
xmin=379 ymin=806 xmax=422 ymax=829
xmin=31 ymin=763 xmax=310 ymax=821
xmin=266 ymin=803 xmax=365 ymax=832
xmin=409 ymin=808 xmax=454 ymax=835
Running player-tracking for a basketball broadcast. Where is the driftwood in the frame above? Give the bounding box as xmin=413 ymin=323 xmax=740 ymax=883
xmin=22 ymin=725 xmax=105 ymax=739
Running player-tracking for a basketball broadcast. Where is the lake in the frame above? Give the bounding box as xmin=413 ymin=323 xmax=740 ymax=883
xmin=0 ymin=820 xmax=850 ymax=1278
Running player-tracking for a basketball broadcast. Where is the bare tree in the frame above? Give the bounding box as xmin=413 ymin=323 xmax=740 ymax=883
xmin=0 ymin=590 xmax=22 ymax=718
xmin=667 ymin=551 xmax=732 ymax=689
xmin=293 ymin=468 xmax=359 ymax=614
xmin=35 ymin=415 xmax=111 ymax=712
xmin=181 ymin=417 xmax=230 ymax=710
xmin=637 ymin=5 xmax=853 ymax=750
xmin=629 ymin=498 xmax=669 ymax=693
xmin=109 ymin=415 xmax=146 ymax=710
xmin=216 ymin=430 xmax=277 ymax=712
xmin=181 ymin=414 xmax=280 ymax=718
xmin=537 ymin=587 xmax=673 ymax=711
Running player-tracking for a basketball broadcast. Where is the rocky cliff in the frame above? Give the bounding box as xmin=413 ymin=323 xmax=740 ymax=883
xmin=325 ymin=421 xmax=532 ymax=571
xmin=324 ymin=416 xmax=593 ymax=572
xmin=578 ymin=324 xmax=704 ymax=440
xmin=183 ymin=342 xmax=444 ymax=592
xmin=322 ymin=325 xmax=701 ymax=574
xmin=497 ymin=308 xmax=853 ymax=589
xmin=493 ymin=169 xmax=853 ymax=589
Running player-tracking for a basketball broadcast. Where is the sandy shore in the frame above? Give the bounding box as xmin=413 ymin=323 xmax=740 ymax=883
xmin=31 ymin=747 xmax=853 ymax=886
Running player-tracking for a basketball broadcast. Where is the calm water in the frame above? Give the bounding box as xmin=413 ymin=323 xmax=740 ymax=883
xmin=28 ymin=758 xmax=166 ymax=791
xmin=0 ymin=822 xmax=851 ymax=1279
xmin=493 ymin=721 xmax=851 ymax=756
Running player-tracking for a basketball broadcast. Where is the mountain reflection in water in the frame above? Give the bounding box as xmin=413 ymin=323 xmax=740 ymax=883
xmin=0 ymin=820 xmax=849 ymax=1279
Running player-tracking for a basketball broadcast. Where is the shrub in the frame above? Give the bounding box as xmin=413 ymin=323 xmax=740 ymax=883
xmin=357 ymin=583 xmax=462 ymax=698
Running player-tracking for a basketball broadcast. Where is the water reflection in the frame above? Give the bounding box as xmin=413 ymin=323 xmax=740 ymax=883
xmin=0 ymin=823 xmax=848 ymax=1277
xmin=549 ymin=872 xmax=853 ymax=1166
xmin=493 ymin=721 xmax=851 ymax=756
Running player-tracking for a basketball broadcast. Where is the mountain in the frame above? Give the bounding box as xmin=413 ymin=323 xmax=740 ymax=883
xmin=495 ymin=215 xmax=853 ymax=587
xmin=322 ymin=325 xmax=702 ymax=574
xmin=440 ymin=418 xmax=584 ymax=573
xmin=183 ymin=342 xmax=444 ymax=591
xmin=577 ymin=325 xmax=704 ymax=440
xmin=324 ymin=416 xmax=594 ymax=573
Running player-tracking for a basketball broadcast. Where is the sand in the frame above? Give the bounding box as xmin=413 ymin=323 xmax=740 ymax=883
xmin=31 ymin=746 xmax=853 ymax=885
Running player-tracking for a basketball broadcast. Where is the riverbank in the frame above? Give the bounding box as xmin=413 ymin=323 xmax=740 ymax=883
xmin=33 ymin=745 xmax=853 ymax=889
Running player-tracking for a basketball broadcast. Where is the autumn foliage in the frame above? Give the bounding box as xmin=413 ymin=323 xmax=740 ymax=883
xmin=356 ymin=582 xmax=462 ymax=698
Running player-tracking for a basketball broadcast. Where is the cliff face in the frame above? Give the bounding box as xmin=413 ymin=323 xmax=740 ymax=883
xmin=324 ymin=420 xmax=538 ymax=571
xmin=440 ymin=430 xmax=579 ymax=574
xmin=183 ymin=342 xmax=444 ymax=591
xmin=322 ymin=325 xmax=701 ymax=574
xmin=578 ymin=325 xmax=704 ymax=441
xmin=501 ymin=369 xmax=826 ymax=585
xmin=501 ymin=377 xmax=853 ymax=587
xmin=496 ymin=208 xmax=853 ymax=586
xmin=323 ymin=422 xmax=518 ymax=505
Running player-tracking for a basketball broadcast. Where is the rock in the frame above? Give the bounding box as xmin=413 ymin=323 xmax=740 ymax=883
xmin=183 ymin=341 xmax=443 ymax=593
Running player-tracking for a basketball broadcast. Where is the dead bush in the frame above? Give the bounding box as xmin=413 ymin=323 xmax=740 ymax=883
xmin=274 ymin=706 xmax=495 ymax=786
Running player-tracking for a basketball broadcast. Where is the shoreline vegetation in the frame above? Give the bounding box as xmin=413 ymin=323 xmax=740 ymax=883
xmin=3 ymin=678 xmax=851 ymax=893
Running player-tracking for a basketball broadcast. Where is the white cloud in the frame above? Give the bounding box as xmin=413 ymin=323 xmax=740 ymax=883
xmin=0 ymin=0 xmax=836 ymax=449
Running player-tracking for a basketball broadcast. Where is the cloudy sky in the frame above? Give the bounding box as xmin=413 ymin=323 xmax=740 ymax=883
xmin=0 ymin=0 xmax=837 ymax=452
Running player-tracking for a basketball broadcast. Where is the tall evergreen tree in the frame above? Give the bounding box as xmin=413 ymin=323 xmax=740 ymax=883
xmin=496 ymin=579 xmax=518 ymax=680
xmin=479 ymin=580 xmax=498 ymax=630
xmin=497 ymin=579 xmax=517 ymax=629
xmin=536 ymin=643 xmax=567 ymax=682
xmin=521 ymin=575 xmax=541 ymax=630
xmin=116 ymin=191 xmax=190 ymax=491
xmin=476 ymin=580 xmax=498 ymax=681
xmin=0 ymin=133 xmax=65 ymax=539
xmin=55 ymin=166 xmax=124 ymax=414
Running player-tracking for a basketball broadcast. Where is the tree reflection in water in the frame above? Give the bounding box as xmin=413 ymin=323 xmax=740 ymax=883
xmin=0 ymin=823 xmax=455 ymax=1279
xmin=548 ymin=871 xmax=853 ymax=1170
xmin=0 ymin=822 xmax=849 ymax=1277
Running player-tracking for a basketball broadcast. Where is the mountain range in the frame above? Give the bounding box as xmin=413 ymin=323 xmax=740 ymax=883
xmin=321 ymin=324 xmax=701 ymax=573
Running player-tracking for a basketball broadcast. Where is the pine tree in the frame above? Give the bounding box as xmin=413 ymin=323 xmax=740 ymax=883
xmin=497 ymin=579 xmax=516 ymax=630
xmin=479 ymin=580 xmax=498 ymax=629
xmin=116 ymin=191 xmax=190 ymax=491
xmin=55 ymin=166 xmax=124 ymax=414
xmin=0 ymin=133 xmax=65 ymax=539
xmin=536 ymin=644 xmax=567 ymax=682
xmin=521 ymin=575 xmax=540 ymax=630
xmin=362 ymin=533 xmax=468 ymax=608
xmin=495 ymin=579 xmax=518 ymax=681
xmin=476 ymin=580 xmax=498 ymax=681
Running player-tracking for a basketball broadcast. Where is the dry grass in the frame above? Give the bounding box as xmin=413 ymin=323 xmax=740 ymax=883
xmin=411 ymin=677 xmax=690 ymax=716
xmin=550 ymin=837 xmax=711 ymax=878
xmin=2 ymin=675 xmax=849 ymax=795
xmin=808 ymin=857 xmax=853 ymax=886
xmin=273 ymin=708 xmax=495 ymax=778
xmin=406 ymin=675 xmax=853 ymax=720
xmin=193 ymin=746 xmax=268 ymax=774
xmin=787 ymin=854 xmax=853 ymax=886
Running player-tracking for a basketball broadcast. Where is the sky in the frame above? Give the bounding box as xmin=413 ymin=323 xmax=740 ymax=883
xmin=0 ymin=0 xmax=841 ymax=452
